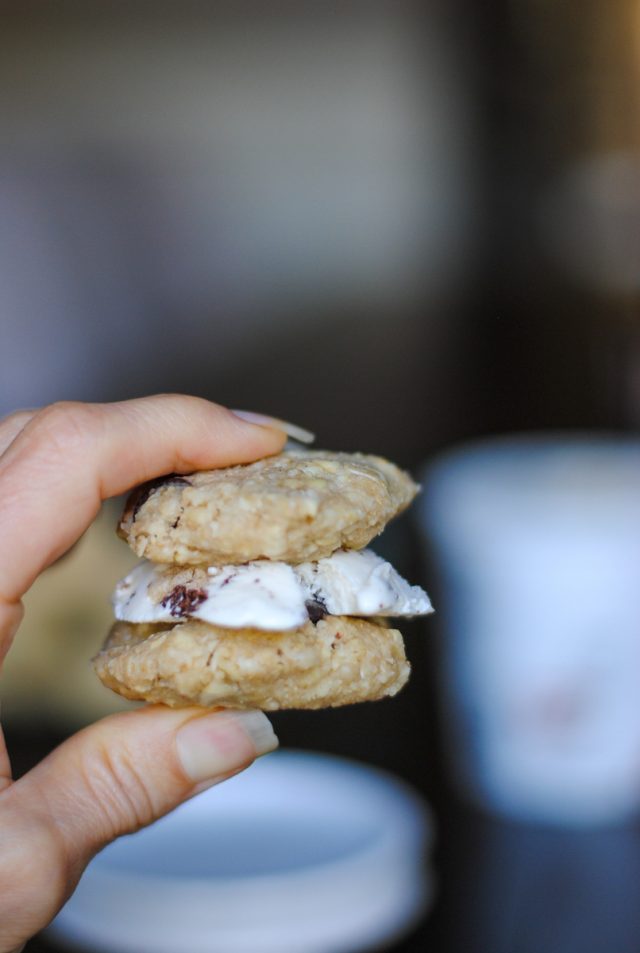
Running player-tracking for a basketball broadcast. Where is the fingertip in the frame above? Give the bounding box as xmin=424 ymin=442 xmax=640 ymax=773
xmin=203 ymin=403 xmax=288 ymax=460
xmin=176 ymin=709 xmax=278 ymax=785
xmin=231 ymin=410 xmax=315 ymax=445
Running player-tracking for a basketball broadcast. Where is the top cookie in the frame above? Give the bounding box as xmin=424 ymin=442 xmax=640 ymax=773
xmin=119 ymin=450 xmax=418 ymax=566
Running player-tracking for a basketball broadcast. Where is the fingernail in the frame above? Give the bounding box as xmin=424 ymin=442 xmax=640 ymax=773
xmin=176 ymin=710 xmax=279 ymax=784
xmin=231 ymin=410 xmax=315 ymax=445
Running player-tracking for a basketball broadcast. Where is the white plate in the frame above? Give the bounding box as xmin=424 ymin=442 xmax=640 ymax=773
xmin=50 ymin=750 xmax=433 ymax=953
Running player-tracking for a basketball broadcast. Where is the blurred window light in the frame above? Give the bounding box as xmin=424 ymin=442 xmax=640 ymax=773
xmin=0 ymin=4 xmax=472 ymax=311
xmin=0 ymin=3 xmax=474 ymax=414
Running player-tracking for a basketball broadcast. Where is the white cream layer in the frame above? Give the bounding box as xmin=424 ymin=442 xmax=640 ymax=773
xmin=113 ymin=549 xmax=433 ymax=631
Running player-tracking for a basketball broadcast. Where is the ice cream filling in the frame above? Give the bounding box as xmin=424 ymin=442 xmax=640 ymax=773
xmin=112 ymin=549 xmax=433 ymax=631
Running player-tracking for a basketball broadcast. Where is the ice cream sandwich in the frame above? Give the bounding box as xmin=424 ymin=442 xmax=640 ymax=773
xmin=94 ymin=450 xmax=433 ymax=709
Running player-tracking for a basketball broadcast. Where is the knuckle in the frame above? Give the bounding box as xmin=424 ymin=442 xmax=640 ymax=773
xmin=141 ymin=393 xmax=212 ymax=425
xmin=27 ymin=402 xmax=98 ymax=457
xmin=0 ymin=409 xmax=31 ymax=429
xmin=81 ymin=740 xmax=158 ymax=841
xmin=0 ymin=410 xmax=35 ymax=453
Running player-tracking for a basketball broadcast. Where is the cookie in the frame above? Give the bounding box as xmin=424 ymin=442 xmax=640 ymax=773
xmin=94 ymin=616 xmax=410 ymax=710
xmin=118 ymin=450 xmax=418 ymax=566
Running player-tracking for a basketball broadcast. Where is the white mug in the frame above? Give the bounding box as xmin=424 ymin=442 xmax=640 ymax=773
xmin=419 ymin=435 xmax=640 ymax=825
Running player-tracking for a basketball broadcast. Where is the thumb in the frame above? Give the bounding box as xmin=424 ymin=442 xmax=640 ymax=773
xmin=0 ymin=707 xmax=277 ymax=946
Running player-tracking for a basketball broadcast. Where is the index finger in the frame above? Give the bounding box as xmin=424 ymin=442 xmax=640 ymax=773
xmin=0 ymin=395 xmax=286 ymax=615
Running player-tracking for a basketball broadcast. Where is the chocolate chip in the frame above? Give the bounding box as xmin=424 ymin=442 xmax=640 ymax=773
xmin=161 ymin=585 xmax=208 ymax=618
xmin=127 ymin=474 xmax=192 ymax=521
xmin=305 ymin=597 xmax=328 ymax=624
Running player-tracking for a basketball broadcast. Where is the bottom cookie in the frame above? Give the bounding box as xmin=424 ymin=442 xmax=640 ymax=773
xmin=94 ymin=616 xmax=410 ymax=710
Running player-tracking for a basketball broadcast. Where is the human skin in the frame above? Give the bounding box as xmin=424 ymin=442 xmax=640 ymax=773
xmin=0 ymin=395 xmax=287 ymax=953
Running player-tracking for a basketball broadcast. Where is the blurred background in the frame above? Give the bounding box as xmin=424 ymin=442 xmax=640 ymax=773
xmin=2 ymin=0 xmax=640 ymax=951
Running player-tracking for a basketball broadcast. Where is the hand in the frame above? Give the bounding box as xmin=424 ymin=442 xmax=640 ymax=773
xmin=0 ymin=396 xmax=285 ymax=953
